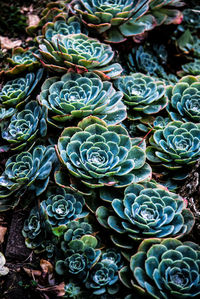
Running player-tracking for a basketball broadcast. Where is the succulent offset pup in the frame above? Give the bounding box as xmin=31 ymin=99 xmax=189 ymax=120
xmin=39 ymin=72 xmax=126 ymax=127
xmin=56 ymin=116 xmax=152 ymax=189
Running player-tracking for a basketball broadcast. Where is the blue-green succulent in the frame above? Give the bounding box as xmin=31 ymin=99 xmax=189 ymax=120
xmin=56 ymin=116 xmax=152 ymax=189
xmin=39 ymin=72 xmax=126 ymax=128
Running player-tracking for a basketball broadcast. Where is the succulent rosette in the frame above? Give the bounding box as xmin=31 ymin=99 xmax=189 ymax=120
xmin=1 ymin=101 xmax=47 ymax=151
xmin=167 ymin=76 xmax=200 ymax=123
xmin=56 ymin=235 xmax=101 ymax=282
xmin=75 ymin=0 xmax=155 ymax=43
xmin=61 ymin=220 xmax=93 ymax=252
xmin=97 ymin=182 xmax=194 ymax=248
xmin=0 ymin=69 xmax=43 ymax=108
xmin=3 ymin=47 xmax=40 ymax=76
xmin=146 ymin=121 xmax=200 ymax=179
xmin=119 ymin=238 xmax=200 ymax=298
xmin=0 ymin=107 xmax=16 ymax=123
xmin=114 ymin=73 xmax=167 ymax=120
xmin=178 ymin=59 xmax=200 ymax=77
xmin=41 ymin=187 xmax=88 ymax=228
xmin=41 ymin=13 xmax=87 ymax=42
xmin=39 ymin=72 xmax=126 ymax=128
xmin=56 ymin=116 xmax=152 ymax=189
xmin=0 ymin=145 xmax=57 ymax=211
xmin=85 ymin=249 xmax=123 ymax=295
xmin=37 ymin=33 xmax=122 ymax=79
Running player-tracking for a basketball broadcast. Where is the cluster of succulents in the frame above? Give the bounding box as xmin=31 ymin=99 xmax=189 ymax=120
xmin=0 ymin=0 xmax=200 ymax=298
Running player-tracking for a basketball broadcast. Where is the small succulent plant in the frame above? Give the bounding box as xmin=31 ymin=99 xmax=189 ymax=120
xmin=41 ymin=187 xmax=88 ymax=228
xmin=0 ymin=107 xmax=15 ymax=123
xmin=39 ymin=72 xmax=126 ymax=128
xmin=37 ymin=33 xmax=122 ymax=79
xmin=0 ymin=252 xmax=9 ymax=276
xmin=167 ymin=75 xmax=200 ymax=123
xmin=1 ymin=101 xmax=47 ymax=151
xmin=61 ymin=220 xmax=93 ymax=252
xmin=85 ymin=249 xmax=123 ymax=295
xmin=120 ymin=238 xmax=200 ymax=298
xmin=178 ymin=59 xmax=200 ymax=77
xmin=0 ymin=145 xmax=57 ymax=210
xmin=97 ymin=181 xmax=194 ymax=248
xmin=56 ymin=116 xmax=151 ymax=189
xmin=56 ymin=235 xmax=101 ymax=282
xmin=5 ymin=47 xmax=40 ymax=75
xmin=41 ymin=13 xmax=87 ymax=42
xmin=114 ymin=73 xmax=168 ymax=120
xmin=0 ymin=69 xmax=43 ymax=108
xmin=64 ymin=281 xmax=84 ymax=298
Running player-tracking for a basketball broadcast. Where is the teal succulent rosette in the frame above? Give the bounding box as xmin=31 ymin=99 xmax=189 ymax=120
xmin=0 ymin=145 xmax=57 ymax=211
xmin=146 ymin=121 xmax=200 ymax=180
xmin=0 ymin=69 xmax=43 ymax=108
xmin=114 ymin=73 xmax=168 ymax=120
xmin=37 ymin=33 xmax=122 ymax=79
xmin=97 ymin=182 xmax=194 ymax=248
xmin=56 ymin=116 xmax=152 ymax=189
xmin=167 ymin=75 xmax=200 ymax=123
xmin=39 ymin=72 xmax=126 ymax=127
xmin=119 ymin=238 xmax=200 ymax=299
xmin=1 ymin=101 xmax=47 ymax=151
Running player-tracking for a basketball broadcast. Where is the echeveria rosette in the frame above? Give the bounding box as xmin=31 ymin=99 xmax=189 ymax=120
xmin=97 ymin=182 xmax=194 ymax=249
xmin=178 ymin=59 xmax=200 ymax=77
xmin=1 ymin=101 xmax=47 ymax=151
xmin=166 ymin=76 xmax=200 ymax=123
xmin=85 ymin=249 xmax=123 ymax=295
xmin=0 ymin=69 xmax=43 ymax=108
xmin=75 ymin=0 xmax=155 ymax=43
xmin=56 ymin=116 xmax=152 ymax=189
xmin=41 ymin=187 xmax=88 ymax=229
xmin=39 ymin=72 xmax=126 ymax=128
xmin=37 ymin=33 xmax=122 ymax=79
xmin=56 ymin=235 xmax=101 ymax=282
xmin=114 ymin=73 xmax=167 ymax=121
xmin=119 ymin=238 xmax=200 ymax=299
xmin=61 ymin=220 xmax=93 ymax=252
xmin=3 ymin=47 xmax=40 ymax=76
xmin=146 ymin=121 xmax=200 ymax=180
xmin=64 ymin=281 xmax=85 ymax=298
xmin=0 ymin=145 xmax=57 ymax=211
xmin=0 ymin=252 xmax=9 ymax=277
xmin=0 ymin=107 xmax=16 ymax=123
xmin=41 ymin=13 xmax=87 ymax=42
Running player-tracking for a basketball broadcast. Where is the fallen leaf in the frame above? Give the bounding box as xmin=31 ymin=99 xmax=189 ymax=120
xmin=0 ymin=36 xmax=22 ymax=50
xmin=23 ymin=267 xmax=42 ymax=278
xmin=0 ymin=226 xmax=7 ymax=244
xmin=37 ymin=282 xmax=65 ymax=297
xmin=28 ymin=14 xmax=40 ymax=27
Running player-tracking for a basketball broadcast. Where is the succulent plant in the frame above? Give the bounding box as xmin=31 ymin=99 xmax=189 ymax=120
xmin=37 ymin=33 xmax=122 ymax=79
xmin=39 ymin=72 xmax=126 ymax=128
xmin=0 ymin=252 xmax=9 ymax=277
xmin=120 ymin=238 xmax=200 ymax=298
xmin=4 ymin=47 xmax=40 ymax=76
xmin=1 ymin=101 xmax=47 ymax=151
xmin=97 ymin=182 xmax=194 ymax=248
xmin=41 ymin=13 xmax=87 ymax=42
xmin=114 ymin=73 xmax=168 ymax=121
xmin=64 ymin=281 xmax=84 ymax=298
xmin=0 ymin=145 xmax=57 ymax=211
xmin=127 ymin=46 xmax=167 ymax=77
xmin=22 ymin=206 xmax=57 ymax=253
xmin=0 ymin=107 xmax=15 ymax=123
xmin=135 ymin=115 xmax=171 ymax=133
xmin=85 ymin=249 xmax=123 ymax=295
xmin=146 ymin=121 xmax=200 ymax=180
xmin=178 ymin=59 xmax=200 ymax=77
xmin=56 ymin=235 xmax=101 ymax=282
xmin=75 ymin=0 xmax=154 ymax=43
xmin=178 ymin=7 xmax=200 ymax=34
xmin=61 ymin=220 xmax=93 ymax=252
xmin=56 ymin=116 xmax=151 ymax=189
xmin=41 ymin=187 xmax=88 ymax=228
xmin=0 ymin=69 xmax=43 ymax=108
xmin=167 ymin=75 xmax=200 ymax=123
